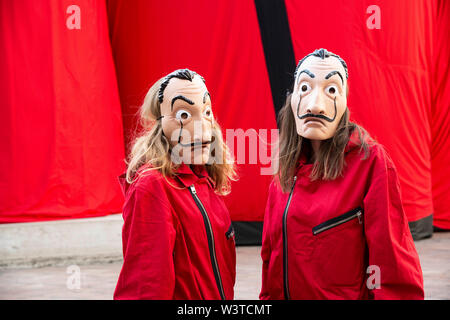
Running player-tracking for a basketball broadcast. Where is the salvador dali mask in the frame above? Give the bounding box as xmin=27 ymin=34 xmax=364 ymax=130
xmin=158 ymin=70 xmax=214 ymax=165
xmin=291 ymin=52 xmax=348 ymax=141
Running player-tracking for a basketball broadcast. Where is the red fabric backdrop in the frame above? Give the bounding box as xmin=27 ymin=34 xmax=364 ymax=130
xmin=0 ymin=0 xmax=448 ymax=227
xmin=0 ymin=0 xmax=125 ymax=222
xmin=285 ymin=0 xmax=436 ymax=223
xmin=431 ymin=0 xmax=450 ymax=229
xmin=107 ymin=0 xmax=277 ymax=222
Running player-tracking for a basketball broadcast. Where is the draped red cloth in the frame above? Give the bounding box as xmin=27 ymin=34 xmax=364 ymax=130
xmin=0 ymin=0 xmax=125 ymax=222
xmin=107 ymin=0 xmax=277 ymax=222
xmin=0 ymin=0 xmax=448 ymax=228
xmin=285 ymin=0 xmax=437 ymax=223
xmin=431 ymin=0 xmax=450 ymax=229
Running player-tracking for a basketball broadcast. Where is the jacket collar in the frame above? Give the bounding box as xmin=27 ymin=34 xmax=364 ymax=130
xmin=118 ymin=172 xmax=128 ymax=196
xmin=175 ymin=163 xmax=215 ymax=189
xmin=117 ymin=163 xmax=214 ymax=195
xmin=297 ymin=127 xmax=365 ymax=167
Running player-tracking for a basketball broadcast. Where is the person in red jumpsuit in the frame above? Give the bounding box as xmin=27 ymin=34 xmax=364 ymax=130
xmin=114 ymin=69 xmax=237 ymax=300
xmin=260 ymin=49 xmax=424 ymax=300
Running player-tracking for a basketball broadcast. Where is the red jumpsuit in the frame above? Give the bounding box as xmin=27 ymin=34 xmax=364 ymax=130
xmin=114 ymin=163 xmax=236 ymax=299
xmin=260 ymin=131 xmax=424 ymax=299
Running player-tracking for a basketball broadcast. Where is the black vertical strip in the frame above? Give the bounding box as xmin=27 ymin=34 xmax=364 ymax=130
xmin=254 ymin=0 xmax=297 ymax=118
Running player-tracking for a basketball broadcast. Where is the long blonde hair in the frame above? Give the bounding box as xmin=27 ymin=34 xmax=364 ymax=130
xmin=126 ymin=76 xmax=236 ymax=195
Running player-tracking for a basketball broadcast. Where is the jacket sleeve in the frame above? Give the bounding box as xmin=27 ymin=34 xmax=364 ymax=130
xmin=260 ymin=181 xmax=275 ymax=300
xmin=114 ymin=183 xmax=176 ymax=300
xmin=363 ymin=146 xmax=424 ymax=300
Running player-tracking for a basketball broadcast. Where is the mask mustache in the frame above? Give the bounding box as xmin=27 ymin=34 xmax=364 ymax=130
xmin=296 ymin=96 xmax=337 ymax=123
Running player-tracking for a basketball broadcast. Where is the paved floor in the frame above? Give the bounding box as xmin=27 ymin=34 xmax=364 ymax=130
xmin=0 ymin=232 xmax=449 ymax=299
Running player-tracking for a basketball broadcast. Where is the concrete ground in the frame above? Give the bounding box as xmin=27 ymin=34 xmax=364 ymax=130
xmin=0 ymin=232 xmax=449 ymax=300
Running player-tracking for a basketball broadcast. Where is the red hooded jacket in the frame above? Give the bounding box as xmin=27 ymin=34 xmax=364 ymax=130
xmin=260 ymin=130 xmax=424 ymax=300
xmin=114 ymin=163 xmax=236 ymax=300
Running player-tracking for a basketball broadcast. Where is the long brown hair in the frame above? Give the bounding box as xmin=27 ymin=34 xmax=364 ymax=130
xmin=276 ymin=92 xmax=372 ymax=193
xmin=126 ymin=75 xmax=237 ymax=195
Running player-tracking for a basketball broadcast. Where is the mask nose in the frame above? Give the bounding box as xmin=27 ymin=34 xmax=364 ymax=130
xmin=192 ymin=119 xmax=211 ymax=142
xmin=305 ymin=89 xmax=326 ymax=115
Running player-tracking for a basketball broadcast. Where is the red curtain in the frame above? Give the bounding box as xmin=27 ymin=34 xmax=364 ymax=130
xmin=0 ymin=0 xmax=125 ymax=222
xmin=107 ymin=0 xmax=276 ymax=222
xmin=285 ymin=0 xmax=437 ymax=223
xmin=1 ymin=0 xmax=448 ymax=228
xmin=431 ymin=0 xmax=450 ymax=229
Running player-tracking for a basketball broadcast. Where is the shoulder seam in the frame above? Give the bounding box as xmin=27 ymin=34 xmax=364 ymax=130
xmin=133 ymin=185 xmax=173 ymax=212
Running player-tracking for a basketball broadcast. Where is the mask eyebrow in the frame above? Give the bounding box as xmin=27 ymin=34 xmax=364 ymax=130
xmin=325 ymin=70 xmax=344 ymax=85
xmin=296 ymin=69 xmax=315 ymax=84
xmin=171 ymin=95 xmax=195 ymax=110
xmin=203 ymin=91 xmax=211 ymax=104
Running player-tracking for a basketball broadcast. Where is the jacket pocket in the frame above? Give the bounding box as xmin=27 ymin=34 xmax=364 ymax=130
xmin=312 ymin=207 xmax=363 ymax=236
xmin=310 ymin=207 xmax=366 ymax=290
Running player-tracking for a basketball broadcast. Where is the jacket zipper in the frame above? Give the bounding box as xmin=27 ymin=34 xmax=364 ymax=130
xmin=312 ymin=207 xmax=363 ymax=235
xmin=282 ymin=175 xmax=297 ymax=300
xmin=188 ymin=184 xmax=226 ymax=300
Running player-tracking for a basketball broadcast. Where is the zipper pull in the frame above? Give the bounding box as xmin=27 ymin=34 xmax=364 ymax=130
xmin=288 ymin=176 xmax=297 ymax=193
xmin=357 ymin=210 xmax=363 ymax=224
xmin=189 ymin=185 xmax=196 ymax=194
xmin=292 ymin=175 xmax=297 ymax=186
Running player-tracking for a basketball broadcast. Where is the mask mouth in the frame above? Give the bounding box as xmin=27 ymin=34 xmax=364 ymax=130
xmin=179 ymin=139 xmax=213 ymax=148
xmin=303 ymin=117 xmax=325 ymax=125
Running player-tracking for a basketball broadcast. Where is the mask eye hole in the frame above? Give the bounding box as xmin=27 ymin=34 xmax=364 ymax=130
xmin=326 ymin=85 xmax=338 ymax=96
xmin=203 ymin=107 xmax=213 ymax=118
xmin=299 ymin=82 xmax=311 ymax=94
xmin=175 ymin=110 xmax=191 ymax=121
